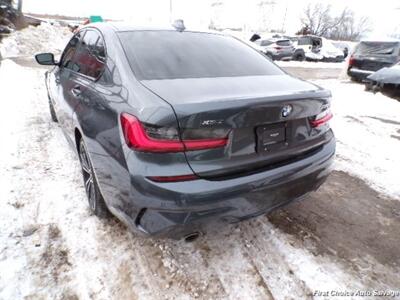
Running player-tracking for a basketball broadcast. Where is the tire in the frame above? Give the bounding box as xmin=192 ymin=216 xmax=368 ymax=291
xmin=365 ymin=82 xmax=373 ymax=91
xmin=78 ymin=139 xmax=111 ymax=218
xmin=266 ymin=53 xmax=274 ymax=60
xmin=350 ymin=76 xmax=361 ymax=83
xmin=48 ymin=98 xmax=58 ymax=122
xmin=293 ymin=50 xmax=305 ymax=61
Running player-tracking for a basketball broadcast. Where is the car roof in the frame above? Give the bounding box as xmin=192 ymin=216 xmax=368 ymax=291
xmin=300 ymin=35 xmax=320 ymax=38
xmin=359 ymin=39 xmax=400 ymax=43
xmin=83 ymin=21 xmax=222 ymax=35
xmin=260 ymin=38 xmax=290 ymax=42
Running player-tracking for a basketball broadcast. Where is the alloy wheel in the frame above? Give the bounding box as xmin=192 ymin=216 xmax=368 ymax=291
xmin=79 ymin=141 xmax=96 ymax=211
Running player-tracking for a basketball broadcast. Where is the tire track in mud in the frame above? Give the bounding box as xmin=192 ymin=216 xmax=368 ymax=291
xmin=268 ymin=171 xmax=400 ymax=292
xmin=238 ymin=221 xmax=312 ymax=300
xmin=189 ymin=226 xmax=275 ymax=300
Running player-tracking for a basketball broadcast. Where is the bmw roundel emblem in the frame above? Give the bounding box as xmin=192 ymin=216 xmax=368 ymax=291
xmin=281 ymin=105 xmax=293 ymax=118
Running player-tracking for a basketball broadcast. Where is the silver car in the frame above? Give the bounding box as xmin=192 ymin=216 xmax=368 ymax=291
xmin=255 ymin=38 xmax=295 ymax=60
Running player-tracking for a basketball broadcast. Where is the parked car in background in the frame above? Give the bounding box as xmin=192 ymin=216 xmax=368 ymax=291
xmin=254 ymin=38 xmax=295 ymax=60
xmin=293 ymin=35 xmax=345 ymax=62
xmin=35 ymin=23 xmax=335 ymax=238
xmin=347 ymin=40 xmax=400 ymax=81
xmin=332 ymin=41 xmax=351 ymax=58
xmin=365 ymin=62 xmax=400 ymax=97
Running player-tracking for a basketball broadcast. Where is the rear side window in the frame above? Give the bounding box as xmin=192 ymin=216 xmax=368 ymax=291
xmin=73 ymin=29 xmax=106 ymax=79
xmin=355 ymin=42 xmax=399 ymax=56
xmin=94 ymin=37 xmax=106 ymax=61
xmin=297 ymin=37 xmax=311 ymax=45
xmin=61 ymin=32 xmax=82 ymax=69
xmin=118 ymin=31 xmax=284 ymax=80
xmin=260 ymin=40 xmax=274 ymax=46
xmin=276 ymin=40 xmax=291 ymax=46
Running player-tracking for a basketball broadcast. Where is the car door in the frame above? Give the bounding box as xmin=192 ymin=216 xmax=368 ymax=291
xmin=59 ymin=29 xmax=106 ymax=143
xmin=48 ymin=31 xmax=83 ymax=143
xmin=68 ymin=29 xmax=107 ymax=140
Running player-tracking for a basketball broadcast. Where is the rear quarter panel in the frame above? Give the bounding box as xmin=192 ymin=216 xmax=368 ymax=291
xmin=71 ymin=27 xmax=191 ymax=215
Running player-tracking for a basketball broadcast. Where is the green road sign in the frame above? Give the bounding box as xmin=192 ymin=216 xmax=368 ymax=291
xmin=90 ymin=16 xmax=104 ymax=23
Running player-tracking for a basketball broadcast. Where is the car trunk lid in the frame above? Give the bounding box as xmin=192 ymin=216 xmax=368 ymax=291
xmin=141 ymin=74 xmax=332 ymax=178
xmin=351 ymin=56 xmax=395 ymax=71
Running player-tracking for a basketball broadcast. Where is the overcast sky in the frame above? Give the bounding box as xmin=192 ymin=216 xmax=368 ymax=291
xmin=23 ymin=0 xmax=400 ymax=37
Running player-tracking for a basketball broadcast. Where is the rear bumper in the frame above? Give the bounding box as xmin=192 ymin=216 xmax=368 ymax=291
xmin=347 ymin=67 xmax=374 ymax=80
xmin=114 ymin=137 xmax=335 ymax=238
xmin=270 ymin=52 xmax=294 ymax=60
xmin=322 ymin=56 xmax=344 ymax=62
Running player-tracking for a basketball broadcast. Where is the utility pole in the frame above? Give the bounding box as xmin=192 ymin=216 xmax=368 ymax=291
xmin=17 ymin=0 xmax=23 ymax=12
xmin=169 ymin=0 xmax=173 ymax=23
xmin=281 ymin=3 xmax=288 ymax=33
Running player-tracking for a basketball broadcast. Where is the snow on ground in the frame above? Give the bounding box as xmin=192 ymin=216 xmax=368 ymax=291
xmin=276 ymin=60 xmax=346 ymax=69
xmin=0 ymin=23 xmax=71 ymax=59
xmin=319 ymin=79 xmax=400 ymax=199
xmin=1 ymin=58 xmax=400 ymax=299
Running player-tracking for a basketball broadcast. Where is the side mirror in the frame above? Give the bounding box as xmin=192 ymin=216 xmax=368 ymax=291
xmin=35 ymin=53 xmax=57 ymax=66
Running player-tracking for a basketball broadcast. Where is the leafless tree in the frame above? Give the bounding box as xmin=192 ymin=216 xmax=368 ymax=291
xmin=299 ymin=3 xmax=372 ymax=41
xmin=328 ymin=13 xmax=372 ymax=41
xmin=301 ymin=4 xmax=333 ymax=36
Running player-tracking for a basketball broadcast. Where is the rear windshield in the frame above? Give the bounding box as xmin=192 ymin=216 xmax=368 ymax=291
xmin=118 ymin=31 xmax=284 ymax=80
xmin=355 ymin=42 xmax=399 ymax=55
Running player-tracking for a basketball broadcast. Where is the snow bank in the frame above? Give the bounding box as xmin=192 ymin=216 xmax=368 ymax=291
xmin=0 ymin=23 xmax=72 ymax=59
xmin=0 ymin=59 xmax=42 ymax=299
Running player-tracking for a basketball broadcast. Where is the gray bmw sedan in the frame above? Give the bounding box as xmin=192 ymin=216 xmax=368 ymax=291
xmin=35 ymin=22 xmax=335 ymax=239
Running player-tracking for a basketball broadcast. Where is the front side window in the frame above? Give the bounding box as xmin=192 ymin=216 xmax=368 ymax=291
xmin=73 ymin=29 xmax=106 ymax=79
xmin=118 ymin=31 xmax=284 ymax=80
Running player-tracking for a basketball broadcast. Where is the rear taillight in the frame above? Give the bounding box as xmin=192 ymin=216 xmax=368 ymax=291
xmin=310 ymin=110 xmax=333 ymax=128
xmin=120 ymin=113 xmax=229 ymax=153
xmin=274 ymin=46 xmax=282 ymax=50
xmin=348 ymin=55 xmax=355 ymax=66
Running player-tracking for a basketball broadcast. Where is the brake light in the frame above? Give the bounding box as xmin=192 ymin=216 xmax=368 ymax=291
xmin=348 ymin=55 xmax=355 ymax=66
xmin=274 ymin=47 xmax=282 ymax=50
xmin=120 ymin=113 xmax=228 ymax=153
xmin=147 ymin=174 xmax=198 ymax=182
xmin=310 ymin=110 xmax=333 ymax=128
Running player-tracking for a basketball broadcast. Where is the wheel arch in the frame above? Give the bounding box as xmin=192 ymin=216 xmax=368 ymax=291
xmin=294 ymin=48 xmax=305 ymax=55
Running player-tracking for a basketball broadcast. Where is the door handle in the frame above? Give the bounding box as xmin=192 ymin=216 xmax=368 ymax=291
xmin=71 ymin=86 xmax=82 ymax=97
